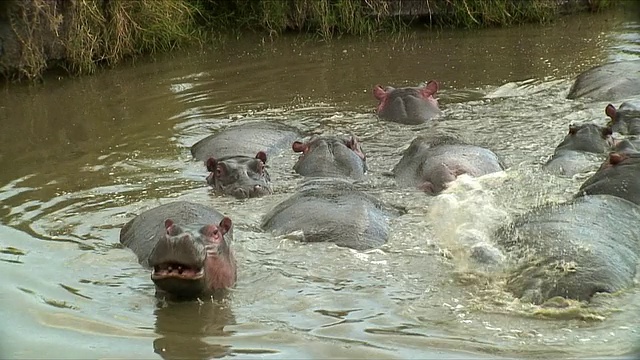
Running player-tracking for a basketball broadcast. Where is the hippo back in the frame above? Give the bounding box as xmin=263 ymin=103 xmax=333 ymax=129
xmin=567 ymin=60 xmax=640 ymax=101
xmin=394 ymin=138 xmax=503 ymax=189
xmin=190 ymin=121 xmax=301 ymax=161
xmin=262 ymin=179 xmax=400 ymax=250
xmin=496 ymin=195 xmax=640 ymax=304
xmin=577 ymin=152 xmax=640 ymax=206
xmin=119 ymin=201 xmax=231 ymax=268
xmin=543 ymin=150 xmax=605 ymax=177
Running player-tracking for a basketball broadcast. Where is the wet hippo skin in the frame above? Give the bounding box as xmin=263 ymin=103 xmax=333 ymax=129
xmin=120 ymin=201 xmax=236 ymax=300
xmin=373 ymin=80 xmax=442 ymax=124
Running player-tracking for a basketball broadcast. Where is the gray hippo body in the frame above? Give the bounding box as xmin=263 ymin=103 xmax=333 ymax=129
xmin=543 ymin=123 xmax=612 ymax=176
xmin=612 ymin=138 xmax=639 ymax=154
xmin=567 ymin=60 xmax=640 ymax=101
xmin=393 ymin=134 xmax=504 ymax=194
xmin=577 ymin=152 xmax=640 ymax=204
xmin=191 ymin=121 xmax=300 ymax=198
xmin=190 ymin=121 xmax=301 ymax=161
xmin=292 ymin=135 xmax=367 ymax=179
xmin=120 ymin=201 xmax=236 ymax=300
xmin=496 ymin=152 xmax=640 ymax=304
xmin=261 ymin=178 xmax=400 ymax=250
xmin=373 ymin=81 xmax=442 ymax=124
xmin=606 ymin=101 xmax=640 ymax=136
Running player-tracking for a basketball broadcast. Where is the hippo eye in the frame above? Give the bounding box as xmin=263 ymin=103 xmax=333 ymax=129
xmin=257 ymin=161 xmax=265 ymax=174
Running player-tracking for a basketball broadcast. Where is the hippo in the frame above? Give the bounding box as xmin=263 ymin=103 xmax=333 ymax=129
xmin=543 ymin=123 xmax=613 ymax=176
xmin=612 ymin=138 xmax=639 ymax=154
xmin=496 ymin=152 xmax=640 ymax=304
xmin=190 ymin=121 xmax=300 ymax=198
xmin=605 ymin=101 xmax=640 ymax=136
xmin=119 ymin=201 xmax=236 ymax=300
xmin=392 ymin=133 xmax=504 ymax=194
xmin=261 ymin=178 xmax=402 ymax=250
xmin=373 ymin=80 xmax=441 ymax=124
xmin=577 ymin=151 xmax=640 ymax=204
xmin=292 ymin=135 xmax=367 ymax=179
xmin=205 ymin=151 xmax=271 ymax=199
xmin=566 ymin=60 xmax=640 ymax=101
xmin=190 ymin=121 xmax=301 ymax=161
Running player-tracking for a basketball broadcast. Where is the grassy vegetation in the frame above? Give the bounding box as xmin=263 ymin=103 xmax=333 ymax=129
xmin=65 ymin=0 xmax=203 ymax=74
xmin=5 ymin=0 xmax=202 ymax=79
xmin=0 ymin=0 xmax=620 ymax=81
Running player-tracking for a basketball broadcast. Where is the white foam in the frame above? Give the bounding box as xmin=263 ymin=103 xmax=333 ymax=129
xmin=427 ymin=173 xmax=511 ymax=270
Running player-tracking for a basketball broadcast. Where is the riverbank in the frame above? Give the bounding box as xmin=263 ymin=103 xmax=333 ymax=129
xmin=0 ymin=0 xmax=622 ymax=81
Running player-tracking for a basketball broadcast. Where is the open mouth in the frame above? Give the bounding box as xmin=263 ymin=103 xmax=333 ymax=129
xmin=151 ymin=263 xmax=204 ymax=280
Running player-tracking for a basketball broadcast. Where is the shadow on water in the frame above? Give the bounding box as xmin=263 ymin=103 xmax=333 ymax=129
xmin=0 ymin=6 xmax=639 ymax=360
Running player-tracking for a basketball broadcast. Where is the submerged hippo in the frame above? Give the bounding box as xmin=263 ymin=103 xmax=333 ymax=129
xmin=261 ymin=178 xmax=401 ymax=250
xmin=496 ymin=152 xmax=640 ymax=304
xmin=292 ymin=135 xmax=367 ymax=179
xmin=612 ymin=138 xmax=639 ymax=154
xmin=120 ymin=201 xmax=236 ymax=300
xmin=393 ymin=134 xmax=504 ymax=194
xmin=191 ymin=121 xmax=300 ymax=198
xmin=190 ymin=121 xmax=300 ymax=161
xmin=543 ymin=123 xmax=613 ymax=176
xmin=567 ymin=60 xmax=640 ymax=101
xmin=205 ymin=151 xmax=271 ymax=199
xmin=373 ymin=80 xmax=441 ymax=124
xmin=605 ymin=101 xmax=640 ymax=136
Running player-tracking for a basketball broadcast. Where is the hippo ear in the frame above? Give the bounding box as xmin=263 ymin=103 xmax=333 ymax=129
xmin=568 ymin=125 xmax=578 ymax=135
xmin=605 ymin=104 xmax=617 ymax=120
xmin=422 ymin=80 xmax=439 ymax=96
xmin=346 ymin=135 xmax=362 ymax=152
xmin=608 ymin=152 xmax=626 ymax=166
xmin=255 ymin=151 xmax=268 ymax=164
xmin=206 ymin=157 xmax=218 ymax=172
xmin=347 ymin=135 xmax=366 ymax=160
xmin=292 ymin=141 xmax=307 ymax=153
xmin=219 ymin=217 xmax=232 ymax=235
xmin=164 ymin=219 xmax=174 ymax=230
xmin=346 ymin=135 xmax=358 ymax=148
xmin=373 ymin=85 xmax=387 ymax=100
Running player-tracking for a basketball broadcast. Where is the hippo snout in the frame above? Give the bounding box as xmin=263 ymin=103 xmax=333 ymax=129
xmin=233 ymin=188 xmax=249 ymax=198
xmin=231 ymin=184 xmax=272 ymax=199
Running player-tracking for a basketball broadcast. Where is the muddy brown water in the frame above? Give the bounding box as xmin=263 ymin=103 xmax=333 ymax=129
xmin=1 ymin=9 xmax=640 ymax=360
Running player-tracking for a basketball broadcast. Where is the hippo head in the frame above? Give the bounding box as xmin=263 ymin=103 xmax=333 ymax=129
xmin=606 ymin=102 xmax=640 ymax=136
xmin=578 ymin=151 xmax=640 ymax=206
xmin=291 ymin=135 xmax=367 ymax=179
xmin=148 ymin=218 xmax=236 ymax=299
xmin=555 ymin=123 xmax=613 ymax=153
xmin=372 ymin=80 xmax=441 ymax=124
xmin=205 ymin=151 xmax=272 ymax=199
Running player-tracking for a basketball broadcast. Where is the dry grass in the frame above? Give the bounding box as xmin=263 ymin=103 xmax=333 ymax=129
xmin=2 ymin=0 xmax=621 ymax=80
xmin=8 ymin=0 xmax=202 ymax=79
